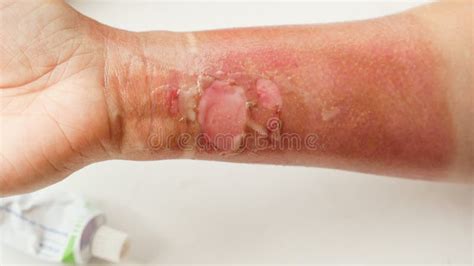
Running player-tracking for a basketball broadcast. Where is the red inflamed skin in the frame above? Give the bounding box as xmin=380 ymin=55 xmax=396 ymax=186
xmin=2 ymin=1 xmax=471 ymax=196
xmin=101 ymin=4 xmax=473 ymax=182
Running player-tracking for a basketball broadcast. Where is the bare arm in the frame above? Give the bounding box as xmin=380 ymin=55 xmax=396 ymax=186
xmin=100 ymin=2 xmax=472 ymax=181
xmin=0 ymin=1 xmax=471 ymax=196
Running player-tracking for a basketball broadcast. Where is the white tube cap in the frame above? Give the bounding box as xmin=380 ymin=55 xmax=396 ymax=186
xmin=91 ymin=226 xmax=129 ymax=263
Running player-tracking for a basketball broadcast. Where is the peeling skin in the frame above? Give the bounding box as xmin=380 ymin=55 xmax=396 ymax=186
xmin=162 ymin=68 xmax=285 ymax=152
xmin=105 ymin=12 xmax=458 ymax=180
xmin=178 ymin=86 xmax=198 ymax=121
xmin=180 ymin=17 xmax=455 ymax=179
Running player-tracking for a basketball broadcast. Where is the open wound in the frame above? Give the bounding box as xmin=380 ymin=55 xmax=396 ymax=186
xmin=165 ymin=72 xmax=283 ymax=152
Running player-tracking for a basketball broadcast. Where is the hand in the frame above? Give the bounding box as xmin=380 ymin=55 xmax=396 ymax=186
xmin=0 ymin=0 xmax=110 ymax=195
xmin=1 ymin=1 xmax=471 ymax=196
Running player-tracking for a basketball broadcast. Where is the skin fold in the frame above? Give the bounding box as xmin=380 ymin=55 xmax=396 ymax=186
xmin=0 ymin=0 xmax=472 ymax=196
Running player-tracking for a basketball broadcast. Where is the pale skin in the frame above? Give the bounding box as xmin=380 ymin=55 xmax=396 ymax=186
xmin=0 ymin=0 xmax=472 ymax=196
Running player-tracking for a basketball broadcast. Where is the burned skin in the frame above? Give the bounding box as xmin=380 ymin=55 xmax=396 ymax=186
xmin=105 ymin=15 xmax=455 ymax=180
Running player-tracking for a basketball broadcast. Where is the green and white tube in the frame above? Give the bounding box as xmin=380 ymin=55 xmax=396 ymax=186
xmin=0 ymin=191 xmax=129 ymax=264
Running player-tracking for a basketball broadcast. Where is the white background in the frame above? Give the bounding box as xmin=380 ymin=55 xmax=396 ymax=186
xmin=1 ymin=1 xmax=472 ymax=265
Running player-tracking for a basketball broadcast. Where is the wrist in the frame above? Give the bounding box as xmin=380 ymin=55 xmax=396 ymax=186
xmin=102 ymin=29 xmax=189 ymax=160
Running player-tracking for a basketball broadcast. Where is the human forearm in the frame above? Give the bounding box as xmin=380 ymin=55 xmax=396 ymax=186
xmin=101 ymin=2 xmax=472 ymax=181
